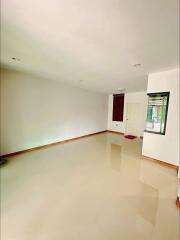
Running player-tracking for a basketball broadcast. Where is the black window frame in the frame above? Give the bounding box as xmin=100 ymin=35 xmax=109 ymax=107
xmin=144 ymin=91 xmax=170 ymax=135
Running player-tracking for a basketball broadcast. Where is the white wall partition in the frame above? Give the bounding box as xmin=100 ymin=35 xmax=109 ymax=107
xmin=142 ymin=69 xmax=179 ymax=166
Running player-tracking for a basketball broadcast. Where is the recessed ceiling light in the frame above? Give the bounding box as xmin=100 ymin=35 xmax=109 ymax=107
xmin=12 ymin=57 xmax=20 ymax=61
xmin=133 ymin=63 xmax=141 ymax=67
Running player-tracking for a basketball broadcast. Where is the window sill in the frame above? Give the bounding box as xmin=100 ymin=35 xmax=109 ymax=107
xmin=144 ymin=130 xmax=165 ymax=135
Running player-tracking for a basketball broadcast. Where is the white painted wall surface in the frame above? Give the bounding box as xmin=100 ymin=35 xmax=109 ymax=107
xmin=0 ymin=68 xmax=108 ymax=155
xmin=107 ymin=91 xmax=148 ymax=137
xmin=142 ymin=69 xmax=179 ymax=166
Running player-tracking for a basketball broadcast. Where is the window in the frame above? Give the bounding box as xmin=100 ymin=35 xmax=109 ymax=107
xmin=112 ymin=94 xmax=124 ymax=121
xmin=145 ymin=92 xmax=170 ymax=135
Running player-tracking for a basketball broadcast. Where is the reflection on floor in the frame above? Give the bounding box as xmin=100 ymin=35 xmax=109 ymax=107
xmin=1 ymin=132 xmax=179 ymax=240
xmin=110 ymin=144 xmax=122 ymax=171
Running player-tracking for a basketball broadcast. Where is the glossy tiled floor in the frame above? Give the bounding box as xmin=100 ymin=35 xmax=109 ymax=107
xmin=1 ymin=133 xmax=179 ymax=240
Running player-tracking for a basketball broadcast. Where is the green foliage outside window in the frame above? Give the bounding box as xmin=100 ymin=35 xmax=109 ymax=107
xmin=145 ymin=92 xmax=169 ymax=135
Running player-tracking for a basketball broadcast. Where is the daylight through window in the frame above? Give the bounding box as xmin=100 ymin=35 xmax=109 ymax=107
xmin=145 ymin=92 xmax=170 ymax=135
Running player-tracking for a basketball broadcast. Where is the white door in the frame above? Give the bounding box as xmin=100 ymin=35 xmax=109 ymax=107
xmin=125 ymin=103 xmax=142 ymax=137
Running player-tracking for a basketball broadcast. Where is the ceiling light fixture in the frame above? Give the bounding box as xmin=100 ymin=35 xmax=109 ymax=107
xmin=133 ymin=63 xmax=141 ymax=67
xmin=12 ymin=57 xmax=20 ymax=61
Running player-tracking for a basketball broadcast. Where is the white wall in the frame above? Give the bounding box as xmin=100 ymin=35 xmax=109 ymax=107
xmin=107 ymin=91 xmax=148 ymax=137
xmin=178 ymin=169 xmax=180 ymax=198
xmin=142 ymin=69 xmax=179 ymax=166
xmin=0 ymin=68 xmax=108 ymax=155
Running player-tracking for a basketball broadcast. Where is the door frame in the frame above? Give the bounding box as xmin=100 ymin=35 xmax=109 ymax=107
xmin=125 ymin=102 xmax=142 ymax=137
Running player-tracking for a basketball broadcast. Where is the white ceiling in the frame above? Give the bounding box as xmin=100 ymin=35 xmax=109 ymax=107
xmin=1 ymin=0 xmax=179 ymax=94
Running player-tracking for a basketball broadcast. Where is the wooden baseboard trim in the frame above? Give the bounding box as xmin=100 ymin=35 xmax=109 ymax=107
xmin=1 ymin=130 xmax=107 ymax=158
xmin=176 ymin=197 xmax=180 ymax=207
xmin=107 ymin=130 xmax=124 ymax=135
xmin=142 ymin=155 xmax=178 ymax=170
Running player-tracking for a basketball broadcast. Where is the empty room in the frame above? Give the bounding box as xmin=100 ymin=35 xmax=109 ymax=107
xmin=0 ymin=0 xmax=179 ymax=240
